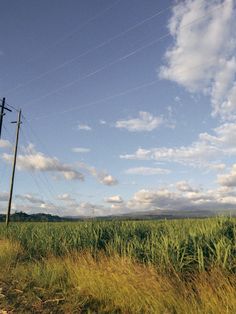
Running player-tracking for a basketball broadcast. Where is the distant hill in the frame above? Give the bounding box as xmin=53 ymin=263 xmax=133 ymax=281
xmin=95 ymin=209 xmax=236 ymax=221
xmin=112 ymin=208 xmax=236 ymax=220
xmin=0 ymin=209 xmax=235 ymax=223
xmin=0 ymin=211 xmax=82 ymax=222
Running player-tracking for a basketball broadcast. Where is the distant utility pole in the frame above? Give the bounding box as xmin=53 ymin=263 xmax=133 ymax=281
xmin=0 ymin=97 xmax=12 ymax=139
xmin=6 ymin=109 xmax=22 ymax=226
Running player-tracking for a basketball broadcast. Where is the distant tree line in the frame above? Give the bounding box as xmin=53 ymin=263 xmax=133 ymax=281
xmin=0 ymin=211 xmax=79 ymax=222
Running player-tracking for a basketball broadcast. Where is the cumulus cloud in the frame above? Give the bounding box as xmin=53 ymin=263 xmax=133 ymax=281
xmin=99 ymin=120 xmax=107 ymax=125
xmin=7 ymin=183 xmax=236 ymax=216
xmin=159 ymin=0 xmax=236 ymax=120
xmin=10 ymin=193 xmax=95 ymax=217
xmin=105 ymin=195 xmax=124 ymax=204
xmin=1 ymin=143 xmax=117 ymax=186
xmin=0 ymin=192 xmax=8 ymax=202
xmin=15 ymin=194 xmax=45 ymax=204
xmin=126 ymin=184 xmax=236 ymax=212
xmin=120 ymin=143 xmax=216 ymax=166
xmin=72 ymin=147 xmax=91 ymax=153
xmin=115 ymin=111 xmax=164 ymax=132
xmin=57 ymin=193 xmax=76 ymax=202
xmin=120 ymin=122 xmax=236 ymax=168
xmin=218 ymin=164 xmax=236 ymax=187
xmin=125 ymin=167 xmax=170 ymax=175
xmin=2 ymin=144 xmax=84 ymax=181
xmin=0 ymin=139 xmax=11 ymax=148
xmin=176 ymin=181 xmax=198 ymax=192
xmin=77 ymin=162 xmax=118 ymax=186
xmin=78 ymin=124 xmax=92 ymax=131
xmin=101 ymin=174 xmax=118 ymax=186
xmin=199 ymin=123 xmax=236 ymax=153
xmin=207 ymin=163 xmax=226 ymax=172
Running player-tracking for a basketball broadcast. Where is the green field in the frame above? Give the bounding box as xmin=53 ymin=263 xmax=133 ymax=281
xmin=0 ymin=217 xmax=236 ymax=313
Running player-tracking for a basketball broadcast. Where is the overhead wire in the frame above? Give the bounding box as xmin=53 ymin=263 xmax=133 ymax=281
xmin=0 ymin=124 xmax=13 ymax=184
xmin=3 ymin=0 xmax=122 ymax=82
xmin=0 ymin=97 xmax=19 ymax=112
xmin=21 ymin=1 xmax=226 ymax=110
xmin=27 ymin=56 xmax=218 ymax=122
xmin=20 ymin=128 xmax=54 ymax=216
xmin=30 ymin=79 xmax=158 ymax=121
xmin=0 ymin=122 xmax=17 ymax=213
xmin=5 ymin=2 xmax=173 ymax=95
xmin=22 ymin=116 xmax=89 ymax=217
xmin=22 ymin=118 xmax=81 ymax=216
xmin=20 ymin=127 xmax=64 ymax=217
xmin=1 ymin=1 xmax=227 ymax=216
xmin=0 ymin=104 xmax=80 ymax=217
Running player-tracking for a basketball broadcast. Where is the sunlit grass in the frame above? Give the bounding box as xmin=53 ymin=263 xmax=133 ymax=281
xmin=0 ymin=239 xmax=22 ymax=269
xmin=0 ymin=217 xmax=236 ymax=312
xmin=0 ymin=240 xmax=236 ymax=313
xmin=0 ymin=217 xmax=235 ymax=272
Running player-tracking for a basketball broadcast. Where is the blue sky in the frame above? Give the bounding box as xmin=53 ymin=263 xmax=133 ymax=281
xmin=1 ymin=0 xmax=236 ymax=216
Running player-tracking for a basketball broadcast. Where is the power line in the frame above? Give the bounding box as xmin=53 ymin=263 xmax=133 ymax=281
xmin=30 ymin=79 xmax=158 ymax=121
xmin=20 ymin=127 xmax=64 ymax=217
xmin=3 ymin=0 xmax=122 ymax=82
xmin=0 ymin=97 xmax=20 ymax=112
xmin=0 ymin=98 xmax=13 ymax=139
xmin=21 ymin=1 xmax=226 ymax=109
xmin=5 ymin=2 xmax=172 ymax=95
xmin=6 ymin=110 xmax=22 ymax=225
xmin=0 ymin=124 xmax=11 ymax=183
xmin=22 ymin=118 xmax=87 ymax=217
xmin=22 ymin=120 xmax=80 ymax=216
xmin=27 ymin=56 xmax=217 ymax=122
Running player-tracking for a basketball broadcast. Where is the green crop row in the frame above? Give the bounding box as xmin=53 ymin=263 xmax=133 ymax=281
xmin=0 ymin=216 xmax=235 ymax=273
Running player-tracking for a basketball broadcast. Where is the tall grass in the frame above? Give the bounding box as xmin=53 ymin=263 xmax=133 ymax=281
xmin=1 ymin=240 xmax=236 ymax=313
xmin=0 ymin=216 xmax=235 ymax=273
xmin=1 ymin=217 xmax=236 ymax=313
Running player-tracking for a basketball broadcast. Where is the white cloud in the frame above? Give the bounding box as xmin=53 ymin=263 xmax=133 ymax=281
xmin=78 ymin=124 xmax=92 ymax=131
xmin=77 ymin=162 xmax=118 ymax=186
xmin=126 ymin=184 xmax=236 ymax=212
xmin=99 ymin=120 xmax=107 ymax=125
xmin=0 ymin=139 xmax=11 ymax=148
xmin=15 ymin=194 xmax=45 ymax=204
xmin=57 ymin=193 xmax=75 ymax=202
xmin=115 ymin=111 xmax=164 ymax=132
xmin=199 ymin=123 xmax=236 ymax=152
xmin=1 ymin=144 xmax=84 ymax=181
xmin=0 ymin=192 xmax=8 ymax=202
xmin=105 ymin=195 xmax=124 ymax=204
xmin=5 ymin=183 xmax=236 ymax=216
xmin=101 ymin=174 xmax=118 ymax=186
xmin=159 ymin=0 xmax=236 ymax=120
xmin=120 ymin=143 xmax=217 ymax=166
xmin=72 ymin=147 xmax=91 ymax=153
xmin=207 ymin=163 xmax=226 ymax=172
xmin=125 ymin=167 xmax=170 ymax=175
xmin=176 ymin=181 xmax=198 ymax=192
xmin=1 ymin=144 xmax=117 ymax=186
xmin=218 ymin=164 xmax=236 ymax=187
xmin=120 ymin=122 xmax=236 ymax=168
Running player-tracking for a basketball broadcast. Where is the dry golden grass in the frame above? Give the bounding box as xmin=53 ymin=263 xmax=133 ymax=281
xmin=0 ymin=239 xmax=22 ymax=269
xmin=66 ymin=253 xmax=236 ymax=313
xmin=1 ymin=240 xmax=236 ymax=313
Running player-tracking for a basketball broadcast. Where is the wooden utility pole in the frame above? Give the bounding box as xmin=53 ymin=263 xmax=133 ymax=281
xmin=0 ymin=98 xmax=12 ymax=139
xmin=6 ymin=110 xmax=22 ymax=226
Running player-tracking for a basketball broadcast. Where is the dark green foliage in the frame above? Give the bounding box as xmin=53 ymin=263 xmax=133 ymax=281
xmin=0 ymin=211 xmax=78 ymax=222
xmin=0 ymin=217 xmax=235 ymax=273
